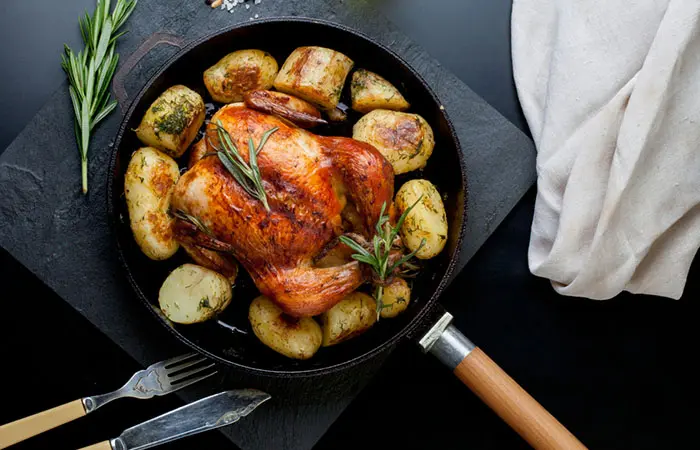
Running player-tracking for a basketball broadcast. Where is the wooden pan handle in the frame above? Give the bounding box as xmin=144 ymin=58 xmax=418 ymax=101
xmin=78 ymin=441 xmax=112 ymax=450
xmin=419 ymin=313 xmax=586 ymax=450
xmin=0 ymin=399 xmax=86 ymax=449
xmin=456 ymin=348 xmax=585 ymax=449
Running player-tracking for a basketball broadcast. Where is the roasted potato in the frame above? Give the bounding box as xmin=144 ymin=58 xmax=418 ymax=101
xmin=249 ymin=295 xmax=322 ymax=360
xmin=321 ymin=292 xmax=377 ymax=347
xmin=135 ymin=85 xmax=205 ymax=158
xmin=395 ymin=179 xmax=448 ymax=259
xmin=379 ymin=278 xmax=411 ymax=319
xmin=243 ymin=90 xmax=327 ymax=128
xmin=203 ymin=49 xmax=278 ymax=103
xmin=352 ymin=109 xmax=435 ymax=175
xmin=159 ymin=264 xmax=232 ymax=324
xmin=274 ymin=46 xmax=354 ymax=110
xmin=351 ymin=69 xmax=410 ymax=113
xmin=125 ymin=147 xmax=180 ymax=260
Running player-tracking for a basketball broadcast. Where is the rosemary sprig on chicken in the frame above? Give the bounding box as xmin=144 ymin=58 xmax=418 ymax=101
xmin=206 ymin=120 xmax=278 ymax=212
xmin=339 ymin=197 xmax=425 ymax=318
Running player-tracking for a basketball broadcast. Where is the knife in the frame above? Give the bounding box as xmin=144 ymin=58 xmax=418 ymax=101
xmin=78 ymin=389 xmax=270 ymax=450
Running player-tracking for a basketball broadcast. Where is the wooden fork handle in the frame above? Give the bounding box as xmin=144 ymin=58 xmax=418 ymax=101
xmin=420 ymin=313 xmax=586 ymax=450
xmin=78 ymin=441 xmax=112 ymax=450
xmin=0 ymin=399 xmax=86 ymax=449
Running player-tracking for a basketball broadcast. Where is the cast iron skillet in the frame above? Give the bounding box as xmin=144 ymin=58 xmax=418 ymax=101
xmin=108 ymin=18 xmax=584 ymax=449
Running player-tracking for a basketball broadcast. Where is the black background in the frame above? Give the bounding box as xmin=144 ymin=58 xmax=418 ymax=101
xmin=1 ymin=1 xmax=696 ymax=449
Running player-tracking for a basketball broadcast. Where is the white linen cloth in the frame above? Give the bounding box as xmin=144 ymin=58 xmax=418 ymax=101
xmin=511 ymin=0 xmax=700 ymax=299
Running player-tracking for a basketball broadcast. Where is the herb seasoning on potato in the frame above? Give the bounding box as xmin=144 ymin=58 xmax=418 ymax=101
xmin=249 ymin=296 xmax=322 ymax=360
xmin=379 ymin=278 xmax=411 ymax=318
xmin=321 ymin=292 xmax=377 ymax=347
xmin=274 ymin=46 xmax=354 ymax=110
xmin=353 ymin=109 xmax=435 ymax=175
xmin=204 ymin=49 xmax=278 ymax=103
xmin=395 ymin=179 xmax=448 ymax=259
xmin=124 ymin=147 xmax=180 ymax=260
xmin=159 ymin=264 xmax=232 ymax=324
xmin=351 ymin=69 xmax=410 ymax=113
xmin=135 ymin=85 xmax=206 ymax=158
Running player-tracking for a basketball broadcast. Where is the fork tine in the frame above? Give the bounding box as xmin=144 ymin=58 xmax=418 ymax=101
xmin=168 ymin=362 xmax=217 ymax=383
xmin=164 ymin=355 xmax=208 ymax=375
xmin=169 ymin=370 xmax=219 ymax=390
xmin=159 ymin=353 xmax=198 ymax=369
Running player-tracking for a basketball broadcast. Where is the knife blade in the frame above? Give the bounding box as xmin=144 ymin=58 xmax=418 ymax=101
xmin=81 ymin=389 xmax=270 ymax=450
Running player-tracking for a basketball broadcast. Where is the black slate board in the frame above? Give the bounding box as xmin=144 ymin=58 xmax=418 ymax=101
xmin=0 ymin=0 xmax=535 ymax=449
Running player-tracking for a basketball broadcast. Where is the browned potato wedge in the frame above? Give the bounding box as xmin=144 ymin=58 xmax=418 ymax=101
xmin=159 ymin=264 xmax=232 ymax=324
xmin=249 ymin=295 xmax=322 ymax=360
xmin=379 ymin=278 xmax=411 ymax=318
xmin=125 ymin=147 xmax=180 ymax=260
xmin=395 ymin=179 xmax=448 ymax=259
xmin=353 ymin=109 xmax=435 ymax=175
xmin=274 ymin=46 xmax=354 ymax=110
xmin=351 ymin=69 xmax=410 ymax=113
xmin=243 ymin=90 xmax=327 ymax=128
xmin=135 ymin=85 xmax=205 ymax=158
xmin=321 ymin=292 xmax=377 ymax=346
xmin=204 ymin=49 xmax=278 ymax=103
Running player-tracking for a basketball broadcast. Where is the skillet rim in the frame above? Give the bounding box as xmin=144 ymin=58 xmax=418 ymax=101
xmin=107 ymin=16 xmax=468 ymax=378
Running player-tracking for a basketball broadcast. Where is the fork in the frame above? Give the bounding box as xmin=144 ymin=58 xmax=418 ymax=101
xmin=0 ymin=353 xmax=217 ymax=449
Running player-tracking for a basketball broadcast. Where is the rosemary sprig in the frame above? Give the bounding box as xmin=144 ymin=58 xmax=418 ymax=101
xmin=173 ymin=209 xmax=215 ymax=238
xmin=61 ymin=0 xmax=137 ymax=194
xmin=207 ymin=120 xmax=277 ymax=212
xmin=339 ymin=198 xmax=425 ymax=318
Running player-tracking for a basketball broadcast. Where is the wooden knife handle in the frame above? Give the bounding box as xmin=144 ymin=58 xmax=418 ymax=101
xmin=78 ymin=441 xmax=112 ymax=450
xmin=0 ymin=399 xmax=86 ymax=449
xmin=455 ymin=348 xmax=586 ymax=450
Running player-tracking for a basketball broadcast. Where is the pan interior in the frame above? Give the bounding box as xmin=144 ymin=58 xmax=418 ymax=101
xmin=110 ymin=19 xmax=466 ymax=376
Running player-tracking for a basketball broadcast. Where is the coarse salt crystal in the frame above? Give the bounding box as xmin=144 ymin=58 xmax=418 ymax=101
xmin=255 ymin=0 xmax=261 ymax=4
xmin=254 ymin=13 xmax=259 ymax=18
xmin=246 ymin=4 xmax=250 ymax=9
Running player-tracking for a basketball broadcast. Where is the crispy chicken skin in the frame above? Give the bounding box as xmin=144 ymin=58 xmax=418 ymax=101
xmin=171 ymin=104 xmax=394 ymax=316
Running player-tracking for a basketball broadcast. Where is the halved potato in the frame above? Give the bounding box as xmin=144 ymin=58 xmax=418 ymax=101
xmin=135 ymin=85 xmax=205 ymax=158
xmin=352 ymin=109 xmax=435 ymax=175
xmin=125 ymin=147 xmax=180 ymax=260
xmin=395 ymin=179 xmax=448 ymax=259
xmin=351 ymin=69 xmax=410 ymax=113
xmin=159 ymin=264 xmax=232 ymax=324
xmin=321 ymin=292 xmax=377 ymax=347
xmin=379 ymin=278 xmax=411 ymax=319
xmin=274 ymin=46 xmax=354 ymax=110
xmin=204 ymin=49 xmax=278 ymax=103
xmin=249 ymin=295 xmax=322 ymax=360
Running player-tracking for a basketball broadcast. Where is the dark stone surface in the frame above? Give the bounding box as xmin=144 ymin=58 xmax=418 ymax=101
xmin=0 ymin=1 xmax=534 ymax=449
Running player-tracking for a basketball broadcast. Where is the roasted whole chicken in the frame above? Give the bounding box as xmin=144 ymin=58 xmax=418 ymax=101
xmin=171 ymin=103 xmax=394 ymax=317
